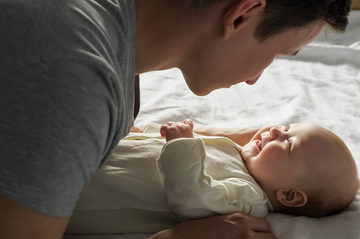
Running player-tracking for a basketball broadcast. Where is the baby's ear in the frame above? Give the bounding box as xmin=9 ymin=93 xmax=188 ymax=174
xmin=276 ymin=188 xmax=308 ymax=208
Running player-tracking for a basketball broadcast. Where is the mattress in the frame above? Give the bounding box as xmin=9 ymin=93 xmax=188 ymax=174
xmin=64 ymin=10 xmax=360 ymax=239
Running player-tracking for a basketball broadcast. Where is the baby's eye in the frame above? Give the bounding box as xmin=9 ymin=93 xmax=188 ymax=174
xmin=287 ymin=138 xmax=292 ymax=151
xmin=285 ymin=125 xmax=290 ymax=132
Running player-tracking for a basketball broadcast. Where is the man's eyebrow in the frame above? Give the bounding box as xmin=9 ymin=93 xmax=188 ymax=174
xmin=292 ymin=50 xmax=300 ymax=56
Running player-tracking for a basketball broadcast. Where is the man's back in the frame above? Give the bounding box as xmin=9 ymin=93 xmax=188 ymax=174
xmin=0 ymin=0 xmax=136 ymax=237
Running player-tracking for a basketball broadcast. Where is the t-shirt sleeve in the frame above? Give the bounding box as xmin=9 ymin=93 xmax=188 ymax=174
xmin=0 ymin=58 xmax=124 ymax=217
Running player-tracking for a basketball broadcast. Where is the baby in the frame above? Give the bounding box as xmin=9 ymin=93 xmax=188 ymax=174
xmin=66 ymin=120 xmax=358 ymax=234
xmin=161 ymin=120 xmax=359 ymax=218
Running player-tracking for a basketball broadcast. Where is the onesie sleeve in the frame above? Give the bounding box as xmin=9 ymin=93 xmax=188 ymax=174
xmin=157 ymin=138 xmax=268 ymax=221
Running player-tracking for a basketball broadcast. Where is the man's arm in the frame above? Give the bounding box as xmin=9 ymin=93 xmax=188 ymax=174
xmin=0 ymin=194 xmax=69 ymax=239
xmin=149 ymin=213 xmax=277 ymax=239
xmin=194 ymin=127 xmax=261 ymax=146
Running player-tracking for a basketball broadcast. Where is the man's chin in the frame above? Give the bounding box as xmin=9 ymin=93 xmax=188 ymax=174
xmin=192 ymin=89 xmax=212 ymax=96
xmin=186 ymin=85 xmax=213 ymax=96
xmin=181 ymin=71 xmax=217 ymax=96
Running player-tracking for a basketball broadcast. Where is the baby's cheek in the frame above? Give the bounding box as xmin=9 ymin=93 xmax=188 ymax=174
xmin=239 ymin=147 xmax=249 ymax=159
xmin=255 ymin=156 xmax=275 ymax=175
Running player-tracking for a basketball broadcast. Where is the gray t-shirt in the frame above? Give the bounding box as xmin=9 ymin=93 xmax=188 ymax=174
xmin=0 ymin=0 xmax=136 ymax=217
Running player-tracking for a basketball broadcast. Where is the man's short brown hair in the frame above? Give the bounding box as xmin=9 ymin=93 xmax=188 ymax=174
xmin=182 ymin=0 xmax=352 ymax=42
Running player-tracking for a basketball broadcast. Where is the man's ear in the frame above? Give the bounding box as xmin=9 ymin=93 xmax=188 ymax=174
xmin=276 ymin=188 xmax=308 ymax=208
xmin=223 ymin=0 xmax=266 ymax=40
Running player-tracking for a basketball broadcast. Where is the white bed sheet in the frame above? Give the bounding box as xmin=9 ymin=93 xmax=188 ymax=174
xmin=64 ymin=11 xmax=360 ymax=239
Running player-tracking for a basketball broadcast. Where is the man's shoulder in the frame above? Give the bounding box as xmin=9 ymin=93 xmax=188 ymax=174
xmin=0 ymin=0 xmax=136 ymax=72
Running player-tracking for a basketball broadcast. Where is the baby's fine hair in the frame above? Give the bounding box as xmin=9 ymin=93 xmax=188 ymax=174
xmin=279 ymin=174 xmax=355 ymax=217
xmin=278 ymin=142 xmax=357 ymax=218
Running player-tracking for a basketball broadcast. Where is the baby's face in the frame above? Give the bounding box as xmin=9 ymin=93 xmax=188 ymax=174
xmin=241 ymin=123 xmax=333 ymax=191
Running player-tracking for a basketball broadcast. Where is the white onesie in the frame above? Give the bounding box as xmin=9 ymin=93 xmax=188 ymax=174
xmin=66 ymin=124 xmax=273 ymax=234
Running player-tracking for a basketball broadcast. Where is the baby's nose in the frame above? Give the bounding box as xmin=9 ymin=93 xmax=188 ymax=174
xmin=261 ymin=131 xmax=270 ymax=139
xmin=269 ymin=127 xmax=282 ymax=139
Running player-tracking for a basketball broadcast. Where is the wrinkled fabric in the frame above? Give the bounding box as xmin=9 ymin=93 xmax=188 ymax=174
xmin=68 ymin=123 xmax=270 ymax=233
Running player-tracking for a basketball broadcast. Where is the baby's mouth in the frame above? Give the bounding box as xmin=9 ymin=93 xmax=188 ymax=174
xmin=260 ymin=131 xmax=270 ymax=150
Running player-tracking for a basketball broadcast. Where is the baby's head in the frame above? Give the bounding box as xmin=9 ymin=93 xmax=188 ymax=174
xmin=241 ymin=122 xmax=358 ymax=217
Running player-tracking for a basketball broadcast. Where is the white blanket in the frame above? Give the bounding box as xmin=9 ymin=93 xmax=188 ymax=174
xmin=64 ymin=10 xmax=360 ymax=239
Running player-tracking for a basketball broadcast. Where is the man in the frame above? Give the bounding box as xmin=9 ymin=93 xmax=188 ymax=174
xmin=0 ymin=0 xmax=351 ymax=238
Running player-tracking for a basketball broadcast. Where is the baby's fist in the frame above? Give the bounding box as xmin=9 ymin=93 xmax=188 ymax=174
xmin=160 ymin=119 xmax=194 ymax=142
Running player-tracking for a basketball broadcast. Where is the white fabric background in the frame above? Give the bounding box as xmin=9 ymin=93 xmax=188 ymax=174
xmin=64 ymin=11 xmax=360 ymax=239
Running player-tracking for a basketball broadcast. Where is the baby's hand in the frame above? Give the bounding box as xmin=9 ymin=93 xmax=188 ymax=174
xmin=160 ymin=119 xmax=194 ymax=142
xmin=130 ymin=125 xmax=143 ymax=133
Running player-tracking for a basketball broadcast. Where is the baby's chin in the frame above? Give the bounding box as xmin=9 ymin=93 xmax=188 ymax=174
xmin=240 ymin=144 xmax=247 ymax=158
xmin=241 ymin=140 xmax=261 ymax=161
xmin=240 ymin=144 xmax=252 ymax=162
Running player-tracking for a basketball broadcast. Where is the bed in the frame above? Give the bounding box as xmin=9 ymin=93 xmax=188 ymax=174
xmin=63 ymin=10 xmax=360 ymax=239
